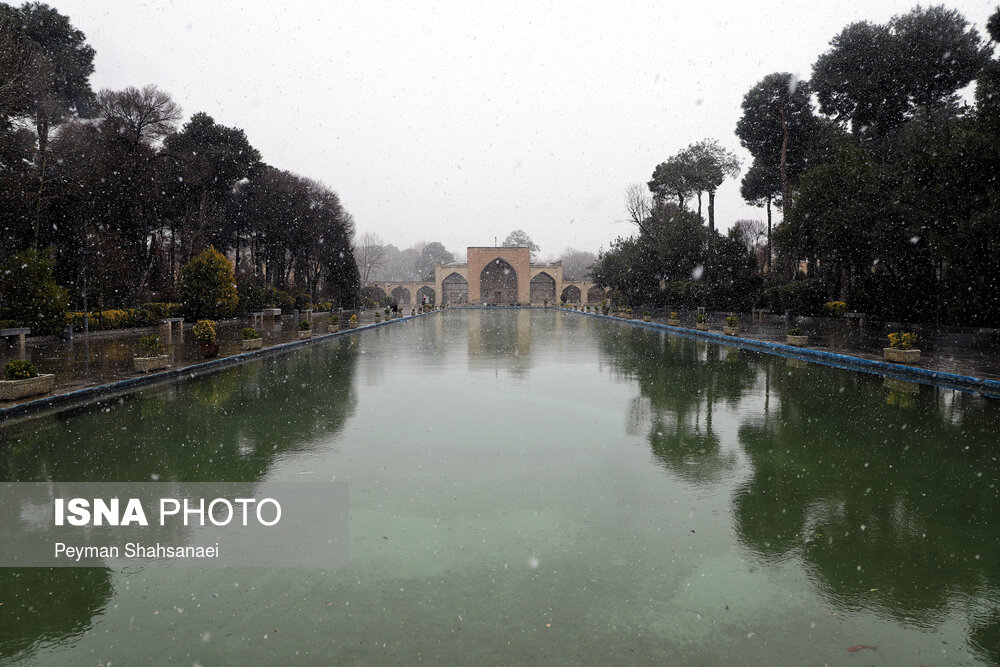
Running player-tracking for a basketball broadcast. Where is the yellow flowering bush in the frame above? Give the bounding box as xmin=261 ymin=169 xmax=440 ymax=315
xmin=887 ymin=332 xmax=918 ymax=350
xmin=192 ymin=319 xmax=217 ymax=343
xmin=822 ymin=301 xmax=847 ymax=317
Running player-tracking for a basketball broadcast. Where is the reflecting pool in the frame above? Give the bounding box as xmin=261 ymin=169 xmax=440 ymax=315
xmin=2 ymin=309 xmax=999 ymax=665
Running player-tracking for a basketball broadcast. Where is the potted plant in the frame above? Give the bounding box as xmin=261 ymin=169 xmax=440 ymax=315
xmin=885 ymin=332 xmax=920 ymax=363
xmin=625 ymin=307 xmax=634 ymax=319
xmin=786 ymin=327 xmax=808 ymax=347
xmin=696 ymin=313 xmax=709 ymax=331
xmin=602 ymin=299 xmax=610 ymax=315
xmin=0 ymin=360 xmax=55 ymax=401
xmin=544 ymin=298 xmax=549 ymax=308
xmin=384 ymin=307 xmax=391 ymax=319
xmin=328 ymin=316 xmax=340 ymax=333
xmin=643 ymin=310 xmax=651 ymax=322
xmin=241 ymin=327 xmax=263 ymax=350
xmin=134 ymin=334 xmax=169 ymax=371
xmin=723 ymin=315 xmax=739 ymax=336
xmin=298 ymin=319 xmax=312 ymax=339
xmin=374 ymin=312 xmax=382 ymax=323
xmin=667 ymin=311 xmax=680 ymax=326
xmin=411 ymin=308 xmax=415 ymax=316
xmin=348 ymin=314 xmax=359 ymax=329
xmin=193 ymin=319 xmax=219 ymax=358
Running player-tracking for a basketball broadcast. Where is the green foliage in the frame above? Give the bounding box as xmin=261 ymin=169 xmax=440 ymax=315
xmin=138 ymin=335 xmax=163 ymax=357
xmin=241 ymin=327 xmax=258 ymax=340
xmin=0 ymin=248 xmax=69 ymax=335
xmin=823 ymin=301 xmax=847 ymax=317
xmin=787 ymin=327 xmax=803 ymax=336
xmin=331 ymin=315 xmax=339 ymax=325
xmin=696 ymin=313 xmax=707 ymax=323
xmin=664 ymin=281 xmax=708 ymax=308
xmin=192 ymin=319 xmax=216 ymax=343
xmin=181 ymin=247 xmax=238 ymax=320
xmin=298 ymin=320 xmax=311 ymax=331
xmin=319 ymin=301 xmax=332 ymax=311
xmin=725 ymin=315 xmax=739 ymax=327
xmin=4 ymin=359 xmax=38 ymax=380
xmin=766 ymin=278 xmax=828 ymax=316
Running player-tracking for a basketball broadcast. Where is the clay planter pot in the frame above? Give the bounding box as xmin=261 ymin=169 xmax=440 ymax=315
xmin=667 ymin=319 xmax=680 ymax=326
xmin=241 ymin=338 xmax=263 ymax=351
xmin=884 ymin=347 xmax=921 ymax=363
xmin=297 ymin=330 xmax=312 ymax=340
xmin=199 ymin=342 xmax=220 ymax=358
xmin=134 ymin=354 xmax=169 ymax=372
xmin=723 ymin=326 xmax=739 ymax=336
xmin=786 ymin=335 xmax=808 ymax=347
xmin=328 ymin=324 xmax=340 ymax=334
xmin=696 ymin=322 xmax=709 ymax=331
xmin=0 ymin=373 xmax=55 ymax=401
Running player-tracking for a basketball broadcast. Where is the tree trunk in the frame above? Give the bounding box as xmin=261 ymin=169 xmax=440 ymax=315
xmin=707 ymin=190 xmax=716 ymax=233
xmin=32 ymin=118 xmax=49 ymax=248
xmin=780 ymin=93 xmax=790 ymax=214
xmin=765 ymin=196 xmax=772 ymax=272
xmin=696 ymin=191 xmax=703 ymax=220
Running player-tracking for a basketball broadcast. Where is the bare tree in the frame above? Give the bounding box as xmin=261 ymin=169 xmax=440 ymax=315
xmin=732 ymin=219 xmax=767 ymax=270
xmin=97 ymin=84 xmax=181 ymax=147
xmin=624 ymin=183 xmax=652 ymax=234
xmin=354 ymin=231 xmax=386 ymax=285
xmin=559 ymin=248 xmax=597 ymax=280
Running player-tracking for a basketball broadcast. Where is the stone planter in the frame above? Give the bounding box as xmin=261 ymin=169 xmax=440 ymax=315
xmin=696 ymin=322 xmax=709 ymax=331
xmin=298 ymin=330 xmax=312 ymax=340
xmin=241 ymin=338 xmax=263 ymax=351
xmin=643 ymin=316 xmax=651 ymax=322
xmin=328 ymin=324 xmax=340 ymax=334
xmin=134 ymin=355 xmax=169 ymax=372
xmin=786 ymin=335 xmax=808 ymax=347
xmin=723 ymin=326 xmax=739 ymax=336
xmin=884 ymin=347 xmax=920 ymax=363
xmin=348 ymin=322 xmax=358 ymax=329
xmin=0 ymin=373 xmax=55 ymax=401
xmin=667 ymin=319 xmax=680 ymax=326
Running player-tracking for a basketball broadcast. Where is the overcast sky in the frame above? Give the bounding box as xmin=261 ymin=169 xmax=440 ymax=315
xmin=51 ymin=0 xmax=995 ymax=259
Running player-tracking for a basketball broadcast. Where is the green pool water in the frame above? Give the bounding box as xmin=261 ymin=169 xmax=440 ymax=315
xmin=2 ymin=309 xmax=999 ymax=665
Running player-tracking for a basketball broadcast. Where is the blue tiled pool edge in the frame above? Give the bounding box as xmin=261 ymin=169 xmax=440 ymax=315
xmin=565 ymin=308 xmax=1000 ymax=398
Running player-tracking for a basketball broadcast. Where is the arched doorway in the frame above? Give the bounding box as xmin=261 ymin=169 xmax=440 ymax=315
xmin=587 ymin=285 xmax=605 ymax=303
xmin=529 ymin=272 xmax=556 ymax=304
xmin=442 ymin=273 xmax=467 ymax=305
xmin=480 ymin=259 xmax=518 ymax=304
xmin=561 ymin=285 xmax=581 ymax=303
xmin=416 ymin=285 xmax=436 ymax=306
xmin=391 ymin=286 xmax=410 ymax=305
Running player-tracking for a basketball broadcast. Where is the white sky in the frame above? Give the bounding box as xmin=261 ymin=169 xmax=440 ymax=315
xmin=51 ymin=0 xmax=995 ymax=258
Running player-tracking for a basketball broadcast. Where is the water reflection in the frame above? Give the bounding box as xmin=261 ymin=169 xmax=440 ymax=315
xmin=595 ymin=320 xmax=1000 ymax=663
xmin=0 ymin=337 xmax=360 ymax=662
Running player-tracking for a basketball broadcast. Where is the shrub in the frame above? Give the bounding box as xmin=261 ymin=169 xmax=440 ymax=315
xmin=320 ymin=301 xmax=333 ymax=312
xmin=241 ymin=327 xmax=258 ymax=340
xmin=696 ymin=313 xmax=707 ymax=323
xmin=787 ymin=327 xmax=803 ymax=336
xmin=138 ymin=335 xmax=163 ymax=357
xmin=349 ymin=314 xmax=357 ymax=324
xmin=0 ymin=248 xmax=69 ymax=335
xmin=181 ymin=247 xmax=238 ymax=320
xmin=670 ymin=311 xmax=679 ymax=319
xmin=298 ymin=320 xmax=311 ymax=331
xmin=142 ymin=302 xmax=183 ymax=320
xmin=823 ymin=301 xmax=848 ymax=317
xmin=664 ymin=280 xmax=709 ymax=309
xmin=725 ymin=315 xmax=738 ymax=327
xmin=192 ymin=319 xmax=217 ymax=343
xmin=236 ymin=274 xmax=268 ymax=314
xmin=887 ymin=332 xmax=918 ymax=350
xmin=643 ymin=310 xmax=650 ymax=317
xmin=4 ymin=359 xmax=39 ymax=380
xmin=263 ymin=287 xmax=295 ymax=312
xmin=331 ymin=315 xmax=339 ymax=325
xmin=768 ymin=278 xmax=827 ymax=316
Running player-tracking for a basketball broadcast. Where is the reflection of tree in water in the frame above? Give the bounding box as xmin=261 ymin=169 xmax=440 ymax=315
xmin=1 ymin=338 xmax=360 ymax=483
xmin=0 ymin=568 xmax=113 ymax=661
xmin=733 ymin=365 xmax=1000 ymax=661
xmin=597 ymin=326 xmax=757 ymax=487
xmin=0 ymin=340 xmax=359 ymax=662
